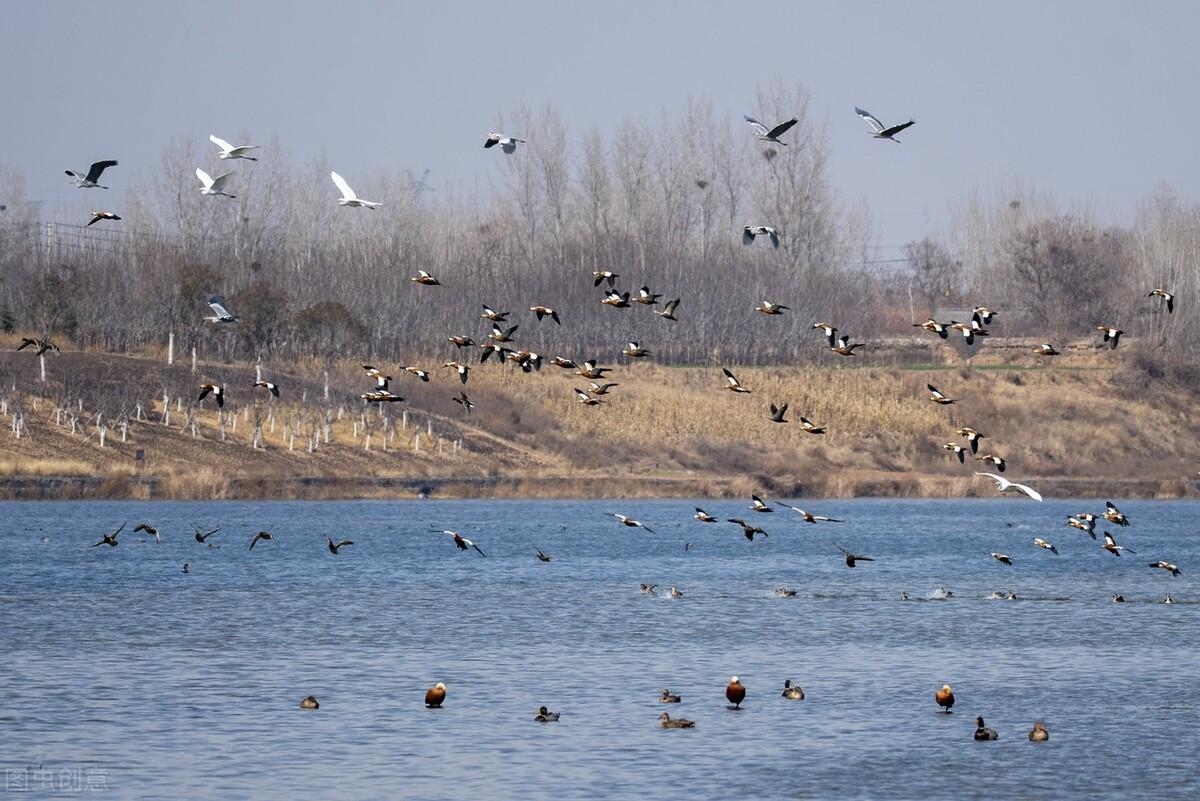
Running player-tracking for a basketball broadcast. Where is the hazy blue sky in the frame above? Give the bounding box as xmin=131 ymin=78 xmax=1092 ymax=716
xmin=2 ymin=1 xmax=1197 ymax=251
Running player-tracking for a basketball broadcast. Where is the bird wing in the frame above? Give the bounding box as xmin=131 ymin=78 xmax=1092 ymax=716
xmin=742 ymin=227 xmax=755 ymax=245
xmin=209 ymin=173 xmax=232 ymax=192
xmin=209 ymin=298 xmax=233 ymax=318
xmin=767 ymin=118 xmax=799 ymax=139
xmin=974 ymin=471 xmax=1006 ymax=490
xmin=331 ymin=171 xmax=357 ymax=200
xmin=472 ymin=542 xmax=487 ymax=557
xmin=743 ymin=116 xmax=770 ymax=136
xmin=855 ymin=107 xmax=885 ymax=133
xmin=210 ymin=134 xmax=235 ymax=152
xmin=195 ymin=168 xmax=213 ymax=190
xmin=881 ymin=120 xmax=916 ymax=137
xmin=1013 ymin=482 xmax=1043 ymax=502
xmin=723 ymin=368 xmax=738 ymax=385
xmin=86 ymin=160 xmax=118 ymax=183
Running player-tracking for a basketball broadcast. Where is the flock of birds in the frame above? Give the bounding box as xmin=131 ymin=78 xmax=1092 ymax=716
xmin=26 ymin=104 xmax=1189 ymax=746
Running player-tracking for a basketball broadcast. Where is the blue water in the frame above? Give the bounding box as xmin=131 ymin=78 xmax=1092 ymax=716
xmin=1 ymin=499 xmax=1197 ymax=800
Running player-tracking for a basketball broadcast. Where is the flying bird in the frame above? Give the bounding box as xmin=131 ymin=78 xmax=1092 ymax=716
xmin=1149 ymin=560 xmax=1181 ymax=576
xmin=654 ymin=299 xmax=680 ymax=321
xmin=799 ymin=416 xmax=825 ymax=435
xmin=249 ymin=531 xmax=274 ymax=550
xmin=1097 ymin=326 xmax=1123 ymax=349
xmin=914 ymin=319 xmax=949 ymax=339
xmin=927 ymin=384 xmax=955 ymax=405
xmin=573 ymin=387 xmax=602 ymax=406
xmin=592 ymin=270 xmax=619 ymax=287
xmin=957 ymin=427 xmax=984 ymax=454
xmin=990 ymin=552 xmax=1013 ymax=565
xmin=133 ymin=523 xmax=159 ymax=543
xmin=1035 ymin=343 xmax=1061 ymax=356
xmin=766 ymin=402 xmax=789 ymax=423
xmin=722 ymin=368 xmax=751 ymax=393
xmin=855 ymin=107 xmax=916 ymax=142
xmin=16 ymin=338 xmax=59 ymax=356
xmin=693 ymin=508 xmax=717 ymax=523
xmin=622 ymin=341 xmax=650 ymax=359
xmin=1148 ymin=288 xmax=1174 ymax=313
xmin=533 ymin=546 xmax=553 ymax=562
xmin=193 ymin=525 xmax=221 ymax=543
xmin=92 ymin=523 xmax=125 ymax=548
xmin=530 ymin=305 xmax=560 ymax=325
xmin=835 ymin=544 xmax=874 ymax=567
xmin=728 ymin=519 xmax=767 ymax=541
xmin=411 ymin=270 xmax=440 ymax=286
xmin=749 ymin=494 xmax=773 ymax=513
xmin=205 ymin=295 xmax=238 ymax=323
xmin=636 ymin=287 xmax=662 ymax=306
xmin=66 ymin=159 xmax=118 ymax=189
xmin=773 ymin=502 xmax=842 ymax=523
xmin=444 ymin=530 xmax=486 ymax=556
xmin=754 ymin=301 xmax=790 ymax=315
xmin=830 ymin=335 xmax=864 ymax=356
xmin=195 ymin=167 xmax=236 ymax=198
xmin=210 ymin=134 xmax=259 ymax=161
xmin=1103 ymin=501 xmax=1130 ymax=527
xmin=480 ymin=305 xmax=510 ymax=322
xmin=86 ymin=211 xmax=121 ymax=227
xmin=744 ymin=115 xmax=798 ymax=145
xmin=452 ymin=392 xmax=475 ymax=415
xmin=483 ymin=132 xmax=525 ymax=153
xmin=1102 ymin=531 xmax=1136 ymax=556
xmin=611 ymin=514 xmax=655 ymax=533
xmin=331 ymin=171 xmax=381 ymax=208
xmin=197 ymin=383 xmax=225 ymax=408
xmin=975 ymin=472 xmax=1042 ymax=501
xmin=443 ymin=361 xmax=470 ymax=384
xmin=743 ymin=225 xmax=781 ymax=248
xmin=1033 ymin=537 xmax=1058 ymax=555
xmin=601 ymin=289 xmax=631 ymax=308
xmin=326 ymin=536 xmax=353 ymax=555
xmin=975 ymin=454 xmax=1006 ymax=472
xmin=254 ymin=380 xmax=280 ymax=397
xmin=943 ymin=443 xmax=967 ymax=463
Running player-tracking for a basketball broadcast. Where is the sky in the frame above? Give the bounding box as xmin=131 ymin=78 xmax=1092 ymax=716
xmin=1 ymin=0 xmax=1197 ymax=253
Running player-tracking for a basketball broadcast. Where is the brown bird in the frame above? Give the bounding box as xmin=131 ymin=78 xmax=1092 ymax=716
xmin=576 ymin=360 xmax=611 ymax=380
xmin=725 ymin=676 xmax=746 ymax=709
xmin=326 ymin=536 xmax=353 ymax=555
xmin=812 ymin=322 xmax=838 ymax=345
xmin=361 ymin=390 xmax=404 ymax=403
xmin=1033 ymin=537 xmax=1058 ymax=555
xmin=611 ymin=514 xmax=655 ymax=533
xmin=530 ymin=305 xmax=560 ymax=325
xmin=990 ymin=552 xmax=1013 ymax=565
xmin=592 ymin=270 xmax=619 ymax=287
xmin=914 ymin=319 xmax=948 ymax=339
xmin=1028 ymin=721 xmax=1049 ymax=742
xmin=403 ymin=366 xmax=431 ymax=382
xmin=588 ymin=382 xmax=619 ymax=395
xmin=636 ymin=286 xmax=662 ymax=305
xmin=749 ymin=494 xmax=773 ymax=513
xmin=1102 ymin=531 xmax=1136 ymax=556
xmin=694 ymin=507 xmax=717 ymax=522
xmin=754 ymin=301 xmax=790 ymax=315
xmin=928 ymin=384 xmax=955 ymax=405
xmin=489 ymin=324 xmax=518 ymax=343
xmin=551 ymin=356 xmax=578 ymax=370
xmin=479 ymin=341 xmax=509 ymax=363
xmin=197 ymin=383 xmax=224 ymax=408
xmin=443 ymin=361 xmax=470 ymax=384
xmin=659 ymin=712 xmax=696 ymax=728
xmin=728 ymin=518 xmax=767 ymax=541
xmin=87 ymin=210 xmax=122 ymax=227
xmin=975 ymin=453 xmax=1006 ymax=472
xmin=773 ymin=502 xmax=842 ymax=523
xmin=722 ymin=368 xmax=751 ymax=393
xmin=451 ymin=392 xmax=475 ymax=415
xmin=444 ymin=530 xmax=486 ymax=556
xmin=1149 ymin=560 xmax=1181 ymax=576
xmin=133 ymin=523 xmax=160 ymax=543
xmin=948 ymin=320 xmax=987 ymax=346
xmin=935 ymin=684 xmax=955 ymax=713
xmin=1148 ymin=288 xmax=1175 ymax=314
xmin=253 ymin=380 xmax=280 ymax=397
xmin=660 ymin=689 xmax=682 ymax=703
xmin=193 ymin=525 xmax=221 ymax=544
xmin=249 ymin=531 xmax=274 ymax=550
xmin=835 ymin=544 xmax=874 ymax=567
xmin=944 ymin=443 xmax=967 ymax=463
xmin=601 ymin=289 xmax=631 ymax=308
xmin=447 ymin=335 xmax=476 ymax=348
xmin=299 ymin=695 xmax=320 ymax=710
xmin=574 ymin=388 xmax=603 ymax=406
xmin=533 ymin=546 xmax=553 ymax=562
xmin=799 ymin=416 xmax=825 ymax=435
xmin=1103 ymin=501 xmax=1129 ymax=527
xmin=957 ymin=427 xmax=983 ymax=453
xmin=1035 ymin=343 xmax=1061 ymax=356
xmin=410 ymin=270 xmax=441 ymax=286
xmin=92 ymin=523 xmax=125 ymax=548
xmin=622 ymin=341 xmax=650 ymax=358
xmin=17 ymin=337 xmax=60 ymax=356
xmin=424 ymin=682 xmax=446 ymax=708
xmin=830 ymin=335 xmax=864 ymax=356
xmin=1097 ymin=326 xmax=1122 ymax=349
xmin=1067 ymin=515 xmax=1097 ymax=539
xmin=972 ymin=306 xmax=997 ymax=324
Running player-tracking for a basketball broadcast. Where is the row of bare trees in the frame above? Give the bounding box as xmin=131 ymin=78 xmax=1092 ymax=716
xmin=2 ymin=86 xmax=1199 ymax=367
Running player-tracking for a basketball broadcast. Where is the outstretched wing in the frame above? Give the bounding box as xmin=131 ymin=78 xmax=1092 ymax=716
xmin=330 ymin=171 xmax=357 ymax=201
xmin=881 ymin=120 xmax=916 ymax=138
xmin=86 ymin=160 xmax=118 ymax=183
xmin=210 ymin=134 xmax=235 ymax=152
xmin=767 ymin=118 xmax=798 ymax=139
xmin=1014 ymin=483 xmax=1043 ymax=502
xmin=195 ymin=167 xmax=213 ymax=190
xmin=743 ymin=115 xmax=769 ymax=136
xmin=209 ymin=173 xmax=233 ymax=192
xmin=854 ymin=107 xmax=885 ymax=133
xmin=208 ymin=296 xmax=233 ymax=318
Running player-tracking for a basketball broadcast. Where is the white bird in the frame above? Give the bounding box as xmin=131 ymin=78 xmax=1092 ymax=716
xmin=205 ymin=295 xmax=238 ymax=323
xmin=331 ymin=171 xmax=381 ymax=209
xmin=610 ymin=514 xmax=655 ymax=533
xmin=974 ymin=472 xmax=1043 ymax=502
xmin=484 ymin=132 xmax=525 ymax=154
xmin=210 ymin=134 xmax=259 ymax=161
xmin=65 ymin=159 xmax=118 ymax=189
xmin=855 ymin=107 xmax=916 ymax=142
xmin=743 ymin=115 xmax=798 ymax=145
xmin=195 ymin=167 xmax=236 ymax=198
xmin=743 ymin=225 xmax=781 ymax=248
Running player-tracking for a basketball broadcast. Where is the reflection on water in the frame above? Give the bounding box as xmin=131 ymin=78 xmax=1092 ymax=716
xmin=2 ymin=498 xmax=1198 ymax=800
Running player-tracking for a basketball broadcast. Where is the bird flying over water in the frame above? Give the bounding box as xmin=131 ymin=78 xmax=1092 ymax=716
xmin=92 ymin=523 xmax=125 ymax=547
xmin=728 ymin=518 xmax=767 ymax=541
xmin=835 ymin=543 xmax=874 ymax=567
xmin=611 ymin=514 xmax=654 ymax=533
xmin=249 ymin=531 xmax=274 ymax=550
xmin=326 ymin=536 xmax=353 ymax=555
xmin=975 ymin=472 xmax=1042 ymax=501
xmin=133 ymin=523 xmax=159 ymax=543
xmin=1033 ymin=537 xmax=1058 ymax=555
xmin=773 ymin=502 xmax=842 ymax=523
xmin=1103 ymin=501 xmax=1129 ymax=527
xmin=444 ymin=530 xmax=486 ymax=556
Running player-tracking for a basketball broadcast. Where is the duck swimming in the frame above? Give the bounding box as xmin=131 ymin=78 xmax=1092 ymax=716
xmin=1028 ymin=721 xmax=1049 ymax=741
xmin=299 ymin=695 xmax=319 ymax=710
xmin=974 ymin=716 xmax=999 ymax=740
xmin=781 ymin=680 xmax=805 ymax=700
xmin=534 ymin=706 xmax=560 ymax=722
xmin=659 ymin=712 xmax=696 ymax=729
xmin=660 ymin=689 xmax=682 ymax=703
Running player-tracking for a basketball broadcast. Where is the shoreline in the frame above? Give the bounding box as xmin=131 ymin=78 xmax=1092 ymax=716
xmin=1 ymin=473 xmax=1196 ymax=501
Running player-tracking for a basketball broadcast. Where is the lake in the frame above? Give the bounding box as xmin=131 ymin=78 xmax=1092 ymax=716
xmin=1 ymin=498 xmax=1197 ymax=800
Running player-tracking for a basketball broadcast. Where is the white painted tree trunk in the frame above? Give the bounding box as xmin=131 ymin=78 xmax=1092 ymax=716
xmin=167 ymin=332 xmax=175 ymax=366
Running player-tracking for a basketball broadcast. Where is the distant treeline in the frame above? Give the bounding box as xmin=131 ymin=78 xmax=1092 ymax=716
xmin=1 ymin=83 xmax=1197 ymax=366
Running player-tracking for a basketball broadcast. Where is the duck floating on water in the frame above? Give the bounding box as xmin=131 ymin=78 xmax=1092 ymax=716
xmin=781 ymin=680 xmax=805 ymax=700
